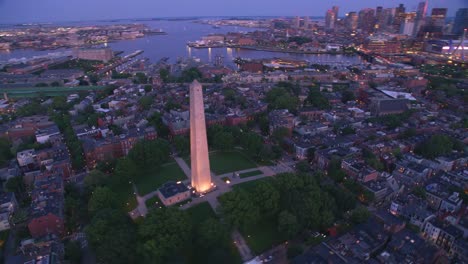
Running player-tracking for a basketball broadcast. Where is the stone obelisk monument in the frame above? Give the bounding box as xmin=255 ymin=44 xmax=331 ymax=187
xmin=190 ymin=80 xmax=212 ymax=193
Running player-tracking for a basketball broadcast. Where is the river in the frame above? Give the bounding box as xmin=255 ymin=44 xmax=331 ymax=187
xmin=0 ymin=20 xmax=362 ymax=67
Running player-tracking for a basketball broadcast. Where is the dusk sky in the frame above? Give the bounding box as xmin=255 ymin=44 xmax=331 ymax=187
xmin=0 ymin=0 xmax=465 ymax=24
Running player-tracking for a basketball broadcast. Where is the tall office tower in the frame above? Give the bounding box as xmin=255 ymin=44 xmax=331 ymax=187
xmin=332 ymin=6 xmax=339 ymax=22
xmin=190 ymin=80 xmax=212 ymax=193
xmin=346 ymin=12 xmax=359 ymax=31
xmin=375 ymin=6 xmax=384 ymax=30
xmin=304 ymin=16 xmax=311 ymax=30
xmin=294 ymin=16 xmax=301 ymax=29
xmin=431 ymin=8 xmax=448 ymax=28
xmin=414 ymin=1 xmax=428 ymax=37
xmin=419 ymin=8 xmax=448 ymax=38
xmin=381 ymin=8 xmax=395 ymax=30
xmin=325 ymin=9 xmax=336 ymax=30
xmin=400 ymin=12 xmax=417 ymax=36
xmin=358 ymin=8 xmax=376 ymax=33
xmin=452 ymin=8 xmax=468 ymax=37
xmin=393 ymin=4 xmax=406 ymax=32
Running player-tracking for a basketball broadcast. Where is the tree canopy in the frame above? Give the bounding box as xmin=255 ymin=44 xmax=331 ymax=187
xmin=138 ymin=207 xmax=192 ymax=261
xmin=85 ymin=209 xmax=137 ymax=264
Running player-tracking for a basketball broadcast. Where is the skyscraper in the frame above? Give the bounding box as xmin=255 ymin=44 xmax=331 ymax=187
xmin=393 ymin=4 xmax=406 ymax=32
xmin=420 ymin=8 xmax=448 ymax=38
xmin=325 ymin=9 xmax=336 ymax=30
xmin=346 ymin=12 xmax=359 ymax=31
xmin=414 ymin=1 xmax=428 ymax=37
xmin=332 ymin=6 xmax=339 ymax=22
xmin=190 ymin=80 xmax=212 ymax=193
xmin=294 ymin=16 xmax=301 ymax=29
xmin=358 ymin=8 xmax=376 ymax=33
xmin=400 ymin=12 xmax=417 ymax=36
xmin=431 ymin=8 xmax=448 ymax=28
xmin=453 ymin=8 xmax=468 ymax=37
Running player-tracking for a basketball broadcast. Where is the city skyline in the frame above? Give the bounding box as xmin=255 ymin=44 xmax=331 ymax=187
xmin=0 ymin=0 xmax=465 ymax=24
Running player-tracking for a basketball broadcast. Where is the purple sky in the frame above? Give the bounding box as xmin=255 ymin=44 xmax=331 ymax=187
xmin=0 ymin=0 xmax=465 ymax=24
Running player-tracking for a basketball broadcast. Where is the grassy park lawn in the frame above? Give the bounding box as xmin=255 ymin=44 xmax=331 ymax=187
xmin=239 ymin=170 xmax=263 ymax=179
xmin=110 ymin=182 xmax=138 ymax=212
xmin=145 ymin=196 xmax=164 ymax=209
xmin=135 ymin=161 xmax=187 ymax=195
xmin=233 ymin=177 xmax=271 ymax=191
xmin=241 ymin=219 xmax=285 ymax=255
xmin=185 ymin=151 xmax=258 ymax=175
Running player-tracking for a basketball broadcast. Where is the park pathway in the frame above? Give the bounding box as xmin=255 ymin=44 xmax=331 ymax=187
xmin=174 ymin=156 xmax=192 ymax=179
xmin=129 ymin=155 xmax=297 ymax=261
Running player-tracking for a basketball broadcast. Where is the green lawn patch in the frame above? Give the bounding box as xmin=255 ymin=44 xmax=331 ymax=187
xmin=145 ymin=196 xmax=164 ymax=209
xmin=239 ymin=170 xmax=263 ymax=178
xmin=122 ymin=187 xmax=138 ymax=212
xmin=185 ymin=151 xmax=258 ymax=175
xmin=233 ymin=177 xmax=271 ymax=191
xmin=173 ymin=199 xmax=192 ymax=208
xmin=186 ymin=202 xmax=216 ymax=223
xmin=135 ymin=161 xmax=187 ymax=195
xmin=241 ymin=219 xmax=285 ymax=255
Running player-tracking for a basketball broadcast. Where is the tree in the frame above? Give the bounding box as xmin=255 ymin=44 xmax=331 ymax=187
xmin=323 ymin=185 xmax=356 ymax=216
xmin=219 ymin=190 xmax=260 ymax=228
xmin=197 ymin=218 xmax=228 ymax=248
xmin=239 ymin=132 xmax=263 ymax=159
xmin=84 ymin=170 xmax=108 ymax=191
xmin=159 ymin=68 xmax=170 ymax=83
xmin=134 ymin=72 xmax=148 ymax=84
xmin=415 ymin=134 xmax=458 ymax=159
xmin=114 ymin=158 xmax=138 ymax=184
xmin=304 ymin=88 xmax=330 ymax=110
xmin=265 ymin=87 xmax=299 ymax=113
xmin=212 ymin=131 xmax=234 ymax=151
xmin=341 ymin=90 xmax=355 ymax=103
xmin=138 ymin=208 xmax=192 ymax=262
xmin=0 ymin=138 xmax=12 ymax=167
xmin=351 ymin=206 xmax=370 ymax=224
xmin=85 ymin=209 xmax=137 ymax=264
xmin=5 ymin=176 xmax=26 ymax=197
xmin=278 ymin=211 xmax=300 ymax=238
xmin=88 ymin=187 xmax=119 ymax=216
xmin=340 ymin=126 xmax=356 ymax=135
xmin=138 ymin=96 xmax=153 ymax=110
xmin=173 ymin=135 xmax=189 ymax=156
xmin=272 ymin=127 xmax=289 ymax=142
xmin=52 ymin=96 xmax=68 ymax=111
xmin=328 ymin=158 xmax=345 ymax=183
xmin=412 ymin=186 xmax=426 ymax=199
xmin=144 ymin=85 xmax=152 ymax=93
xmin=148 ymin=112 xmax=170 ymax=139
xmin=64 ymin=240 xmax=82 ymax=264
xmin=128 ymin=139 xmax=170 ymax=169
xmin=296 ymin=160 xmax=311 ymax=173
xmin=251 ymin=180 xmax=280 ymax=217
xmin=179 ymin=67 xmax=202 ymax=82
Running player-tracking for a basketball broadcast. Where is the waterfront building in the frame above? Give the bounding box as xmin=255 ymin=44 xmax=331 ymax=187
xmin=73 ymin=48 xmax=114 ymax=62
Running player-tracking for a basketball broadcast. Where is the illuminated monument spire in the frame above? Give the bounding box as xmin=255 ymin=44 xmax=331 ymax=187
xmin=190 ymin=80 xmax=212 ymax=193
